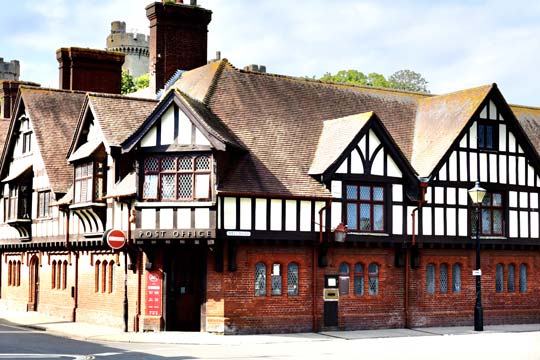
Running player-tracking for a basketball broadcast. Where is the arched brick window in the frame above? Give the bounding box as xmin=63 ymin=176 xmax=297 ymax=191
xmin=339 ymin=262 xmax=350 ymax=295
xmin=51 ymin=260 xmax=57 ymax=289
xmin=287 ymin=262 xmax=299 ymax=296
xmin=519 ymin=263 xmax=527 ymax=293
xmin=354 ymin=263 xmax=364 ymax=295
xmin=271 ymin=263 xmax=282 ymax=296
xmin=7 ymin=260 xmax=12 ymax=286
xmin=95 ymin=260 xmax=101 ymax=293
xmin=254 ymin=262 xmax=266 ymax=296
xmin=101 ymin=261 xmax=108 ymax=293
xmin=452 ymin=263 xmax=461 ymax=293
xmin=62 ymin=261 xmax=68 ymax=290
xmin=16 ymin=261 xmax=21 ymax=286
xmin=56 ymin=261 xmax=62 ymax=289
xmin=368 ymin=263 xmax=379 ymax=295
xmin=495 ymin=263 xmax=504 ymax=293
xmin=507 ymin=264 xmax=515 ymax=293
xmin=108 ymin=261 xmax=115 ymax=294
xmin=426 ymin=263 xmax=435 ymax=294
xmin=439 ymin=263 xmax=448 ymax=294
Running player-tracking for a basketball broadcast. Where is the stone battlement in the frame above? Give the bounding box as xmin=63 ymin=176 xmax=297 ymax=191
xmin=0 ymin=58 xmax=20 ymax=81
xmin=106 ymin=21 xmax=149 ymax=78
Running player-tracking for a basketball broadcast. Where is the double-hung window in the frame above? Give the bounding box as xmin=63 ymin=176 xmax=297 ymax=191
xmin=142 ymin=154 xmax=211 ymax=201
xmin=345 ymin=185 xmax=384 ymax=232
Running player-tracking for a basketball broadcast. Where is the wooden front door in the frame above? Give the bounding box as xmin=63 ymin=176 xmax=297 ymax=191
xmin=28 ymin=256 xmax=39 ymax=311
xmin=165 ymin=246 xmax=205 ymax=331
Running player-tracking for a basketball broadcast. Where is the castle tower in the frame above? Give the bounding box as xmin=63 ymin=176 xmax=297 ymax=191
xmin=106 ymin=21 xmax=150 ymax=79
xmin=146 ymin=0 xmax=212 ymax=91
xmin=0 ymin=58 xmax=20 ymax=81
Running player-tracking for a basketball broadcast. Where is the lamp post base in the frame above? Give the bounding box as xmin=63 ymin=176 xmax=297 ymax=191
xmin=474 ymin=304 xmax=483 ymax=331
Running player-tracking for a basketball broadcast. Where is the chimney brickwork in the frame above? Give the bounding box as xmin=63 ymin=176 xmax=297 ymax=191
xmin=0 ymin=80 xmax=40 ymax=119
xmin=146 ymin=1 xmax=212 ymax=91
xmin=56 ymin=47 xmax=125 ymax=94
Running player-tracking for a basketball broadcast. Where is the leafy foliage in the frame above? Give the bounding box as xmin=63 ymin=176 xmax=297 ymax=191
xmin=320 ymin=69 xmax=429 ymax=93
xmin=121 ymin=71 xmax=150 ymax=95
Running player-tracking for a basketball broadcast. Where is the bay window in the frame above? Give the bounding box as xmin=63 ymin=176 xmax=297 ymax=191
xmin=74 ymin=159 xmax=106 ymax=203
xmin=142 ymin=154 xmax=211 ymax=201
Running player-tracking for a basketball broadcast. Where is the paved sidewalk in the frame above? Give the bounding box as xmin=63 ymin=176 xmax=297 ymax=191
xmin=2 ymin=309 xmax=540 ymax=345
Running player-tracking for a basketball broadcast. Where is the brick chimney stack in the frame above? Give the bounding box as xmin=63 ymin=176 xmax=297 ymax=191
xmin=0 ymin=80 xmax=40 ymax=119
xmin=146 ymin=1 xmax=212 ymax=91
xmin=56 ymin=47 xmax=125 ymax=94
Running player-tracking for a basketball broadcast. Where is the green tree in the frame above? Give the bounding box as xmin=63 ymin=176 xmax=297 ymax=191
xmin=121 ymin=71 xmax=150 ymax=95
xmin=319 ymin=69 xmax=429 ymax=93
xmin=388 ymin=69 xmax=429 ymax=92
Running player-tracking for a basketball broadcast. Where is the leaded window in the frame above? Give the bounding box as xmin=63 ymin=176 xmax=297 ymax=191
xmin=519 ymin=263 xmax=527 ymax=293
xmin=271 ymin=263 xmax=282 ymax=296
xmin=439 ymin=263 xmax=448 ymax=294
xmin=495 ymin=263 xmax=504 ymax=293
xmin=452 ymin=263 xmax=461 ymax=293
xmin=142 ymin=154 xmax=211 ymax=201
xmin=354 ymin=263 xmax=364 ymax=295
xmin=507 ymin=264 xmax=515 ymax=293
xmin=287 ymin=262 xmax=299 ymax=296
xmin=38 ymin=191 xmax=51 ymax=218
xmin=345 ymin=185 xmax=384 ymax=232
xmin=475 ymin=192 xmax=503 ymax=236
xmin=254 ymin=262 xmax=266 ymax=296
xmin=368 ymin=263 xmax=379 ymax=295
xmin=339 ymin=262 xmax=350 ymax=295
xmin=426 ymin=263 xmax=435 ymax=294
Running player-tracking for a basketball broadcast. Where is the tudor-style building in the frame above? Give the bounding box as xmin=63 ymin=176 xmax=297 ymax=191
xmin=2 ymin=0 xmax=540 ymax=335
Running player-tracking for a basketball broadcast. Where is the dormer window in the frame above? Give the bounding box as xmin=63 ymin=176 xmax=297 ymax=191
xmin=142 ymin=154 xmax=212 ymax=201
xmin=74 ymin=160 xmax=106 ymax=204
xmin=19 ymin=117 xmax=32 ymax=154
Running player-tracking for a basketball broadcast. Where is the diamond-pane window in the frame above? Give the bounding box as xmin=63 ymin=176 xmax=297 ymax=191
xmin=373 ymin=187 xmax=384 ymax=201
xmin=439 ymin=264 xmax=448 ymax=294
xmin=271 ymin=266 xmax=282 ymax=296
xmin=368 ymin=263 xmax=379 ymax=295
xmin=477 ymin=192 xmax=504 ymax=236
xmin=161 ymin=174 xmax=176 ymax=199
xmin=360 ymin=203 xmax=371 ymax=231
xmin=287 ymin=263 xmax=299 ymax=296
xmin=145 ymin=158 xmax=159 ymax=172
xmin=179 ymin=157 xmax=192 ymax=171
xmin=452 ymin=263 xmax=461 ymax=293
xmin=519 ymin=264 xmax=527 ymax=293
xmin=143 ymin=175 xmax=158 ymax=199
xmin=495 ymin=263 xmax=504 ymax=293
xmin=360 ymin=186 xmax=371 ymax=200
xmin=161 ymin=157 xmax=176 ymax=171
xmin=339 ymin=262 xmax=350 ymax=295
xmin=346 ymin=185 xmax=357 ymax=200
xmin=254 ymin=262 xmax=266 ymax=296
xmin=373 ymin=205 xmax=384 ymax=231
xmin=507 ymin=264 xmax=515 ymax=293
xmin=426 ymin=263 xmax=435 ymax=294
xmin=354 ymin=263 xmax=364 ymax=295
xmin=178 ymin=174 xmax=193 ymax=199
xmin=347 ymin=204 xmax=357 ymax=229
xmin=195 ymin=156 xmax=210 ymax=171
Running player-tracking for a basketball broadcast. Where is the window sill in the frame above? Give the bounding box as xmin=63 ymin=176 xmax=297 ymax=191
xmin=70 ymin=202 xmax=106 ymax=209
xmin=349 ymin=232 xmax=389 ymax=237
xmin=36 ymin=216 xmax=53 ymax=222
xmin=470 ymin=236 xmax=507 ymax=240
xmin=135 ymin=201 xmax=215 ymax=208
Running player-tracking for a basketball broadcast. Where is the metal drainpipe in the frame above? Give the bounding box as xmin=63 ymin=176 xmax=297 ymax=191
xmin=313 ymin=199 xmax=331 ymax=332
xmin=405 ymin=182 xmax=427 ymax=329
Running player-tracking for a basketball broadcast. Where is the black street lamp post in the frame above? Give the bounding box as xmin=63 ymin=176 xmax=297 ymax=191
xmin=468 ymin=181 xmax=486 ymax=332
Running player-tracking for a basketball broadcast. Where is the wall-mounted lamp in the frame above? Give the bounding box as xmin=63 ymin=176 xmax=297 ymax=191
xmin=334 ymin=222 xmax=348 ymax=243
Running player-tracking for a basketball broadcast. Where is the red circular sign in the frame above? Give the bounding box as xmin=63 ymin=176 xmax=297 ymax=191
xmin=106 ymin=229 xmax=126 ymax=249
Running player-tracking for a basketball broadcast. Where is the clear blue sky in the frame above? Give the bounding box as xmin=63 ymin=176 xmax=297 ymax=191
xmin=1 ymin=0 xmax=539 ymax=105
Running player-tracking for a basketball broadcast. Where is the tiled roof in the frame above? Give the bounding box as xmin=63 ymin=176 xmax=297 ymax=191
xmin=0 ymin=119 xmax=10 ymax=153
xmin=511 ymin=104 xmax=540 ymax=154
xmin=20 ymin=87 xmax=86 ymax=194
xmin=309 ymin=112 xmax=373 ymax=175
xmin=176 ymin=61 xmax=421 ymax=197
xmin=411 ymin=84 xmax=494 ymax=177
xmin=87 ymin=93 xmax=158 ymax=147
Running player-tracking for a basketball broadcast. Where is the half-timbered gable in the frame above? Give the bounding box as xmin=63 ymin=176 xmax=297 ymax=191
xmin=120 ymin=89 xmax=240 ymax=244
xmin=412 ymin=84 xmax=540 ymax=244
xmin=0 ymin=87 xmax=86 ymax=245
xmin=67 ymin=93 xmax=157 ymax=237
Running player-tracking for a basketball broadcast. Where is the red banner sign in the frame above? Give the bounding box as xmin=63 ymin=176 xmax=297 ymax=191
xmin=145 ymin=270 xmax=162 ymax=317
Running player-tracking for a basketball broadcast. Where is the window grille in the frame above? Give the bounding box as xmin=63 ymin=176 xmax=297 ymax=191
xmin=439 ymin=263 xmax=448 ymax=294
xmin=287 ymin=263 xmax=299 ymax=296
xmin=452 ymin=263 xmax=461 ymax=293
xmin=339 ymin=262 xmax=350 ymax=295
xmin=271 ymin=263 xmax=282 ymax=296
xmin=426 ymin=263 xmax=435 ymax=294
xmin=519 ymin=264 xmax=527 ymax=293
xmin=368 ymin=263 xmax=379 ymax=295
xmin=354 ymin=263 xmax=364 ymax=295
xmin=495 ymin=263 xmax=504 ymax=293
xmin=507 ymin=264 xmax=515 ymax=293
xmin=254 ymin=262 xmax=266 ymax=296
